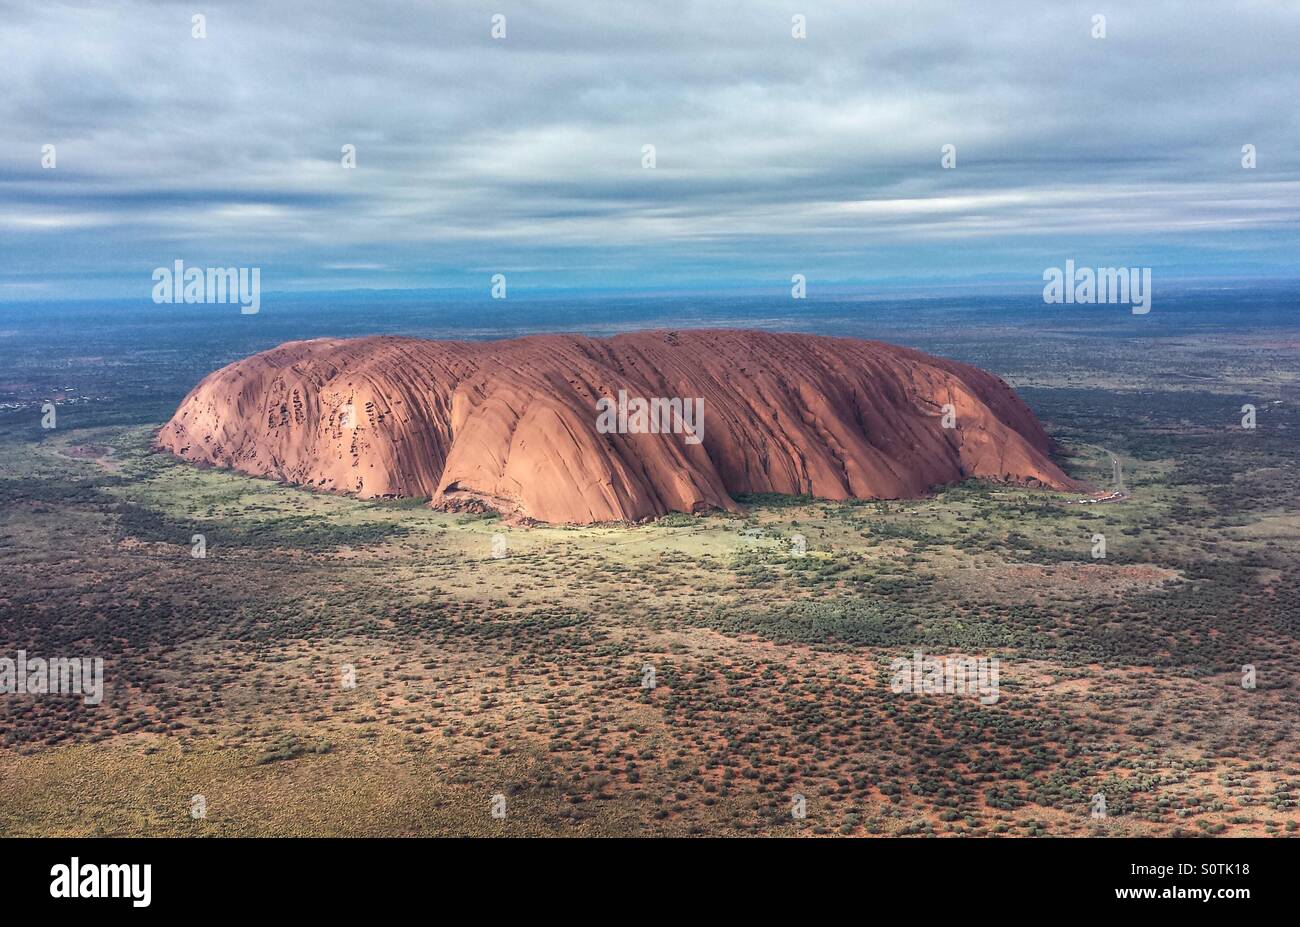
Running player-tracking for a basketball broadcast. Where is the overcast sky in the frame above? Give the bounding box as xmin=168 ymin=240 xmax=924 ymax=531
xmin=3 ymin=0 xmax=1299 ymax=300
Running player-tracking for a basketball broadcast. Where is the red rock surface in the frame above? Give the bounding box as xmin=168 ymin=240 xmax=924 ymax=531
xmin=155 ymin=329 xmax=1085 ymax=524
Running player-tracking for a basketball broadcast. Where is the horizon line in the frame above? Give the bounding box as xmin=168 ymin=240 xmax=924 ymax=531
xmin=3 ymin=273 xmax=1300 ymax=305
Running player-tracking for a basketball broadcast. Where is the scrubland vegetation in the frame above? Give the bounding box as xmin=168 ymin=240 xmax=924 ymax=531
xmin=1 ymin=328 xmax=1296 ymax=837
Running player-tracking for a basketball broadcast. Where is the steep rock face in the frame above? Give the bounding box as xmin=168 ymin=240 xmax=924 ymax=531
xmin=156 ymin=329 xmax=1084 ymax=523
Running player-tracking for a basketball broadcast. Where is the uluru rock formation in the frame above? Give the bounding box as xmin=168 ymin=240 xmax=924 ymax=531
xmin=156 ymin=329 xmax=1085 ymax=524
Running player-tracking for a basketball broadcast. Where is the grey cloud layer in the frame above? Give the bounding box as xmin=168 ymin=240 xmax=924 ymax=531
xmin=2 ymin=0 xmax=1298 ymax=292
